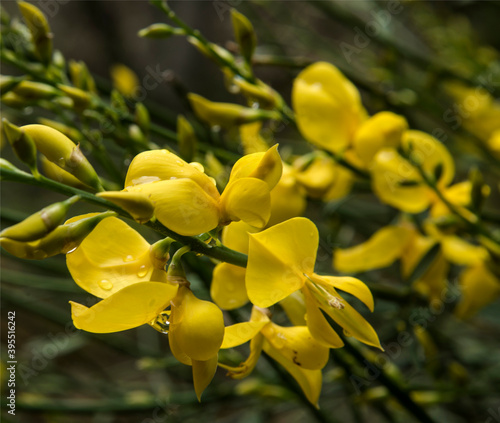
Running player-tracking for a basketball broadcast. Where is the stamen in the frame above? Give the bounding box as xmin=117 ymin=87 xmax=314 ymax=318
xmin=304 ymin=274 xmax=344 ymax=310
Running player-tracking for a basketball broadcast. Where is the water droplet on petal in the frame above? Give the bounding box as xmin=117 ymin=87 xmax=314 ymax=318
xmin=176 ymin=160 xmax=184 ymax=167
xmin=124 ymin=254 xmax=134 ymax=262
xmin=98 ymin=279 xmax=113 ymax=290
xmin=66 ymin=247 xmax=77 ymax=254
xmin=137 ymin=265 xmax=148 ymax=278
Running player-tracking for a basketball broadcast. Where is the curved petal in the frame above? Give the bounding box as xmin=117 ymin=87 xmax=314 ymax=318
xmin=220 ymin=177 xmax=271 ymax=228
xmin=211 ymin=263 xmax=248 ymax=310
xmin=319 ymin=276 xmax=374 ymax=312
xmin=124 ymin=149 xmax=219 ymax=199
xmin=221 ymin=221 xmax=260 ymax=254
xmin=455 ymin=265 xmax=500 ymax=319
xmin=371 ymin=149 xmax=433 ymax=213
xmin=66 ymin=217 xmax=153 ymax=298
xmin=261 ymin=323 xmax=329 ymax=370
xmin=292 ymin=62 xmax=365 ymax=154
xmin=70 ymin=282 xmax=178 ymax=333
xmin=441 ymin=236 xmax=490 ymax=266
xmin=294 ymin=155 xmax=337 ymax=199
xmin=192 ymin=355 xmax=218 ymax=401
xmin=303 ymin=287 xmax=344 ymax=348
xmin=230 ymin=145 xmax=283 ymax=190
xmin=412 ymin=253 xmax=449 ymax=304
xmin=239 ymin=122 xmax=268 ymax=154
xmin=169 ymin=287 xmax=225 ymax=361
xmin=322 ymin=164 xmax=355 ymax=202
xmin=334 ymin=225 xmax=413 ymax=273
xmin=128 ymin=179 xmax=221 ymax=236
xmin=262 ymin=339 xmax=323 ymax=407
xmin=246 ymin=218 xmax=318 ymax=307
xmin=430 ymin=181 xmax=471 ymax=218
xmin=221 ymin=320 xmax=269 ymax=349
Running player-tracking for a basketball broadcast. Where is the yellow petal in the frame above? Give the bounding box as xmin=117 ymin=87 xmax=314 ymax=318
xmin=319 ymin=276 xmax=374 ymax=312
xmin=371 ymin=149 xmax=433 ymax=213
xmin=192 ymin=355 xmax=218 ymax=401
xmin=66 ymin=217 xmax=154 ymax=298
xmin=124 ymin=149 xmax=219 ymax=200
xmin=441 ymin=236 xmax=490 ymax=266
xmin=279 ymin=290 xmax=307 ymax=326
xmin=211 ymin=263 xmax=248 ymax=310
xmin=303 ymin=287 xmax=344 ymax=348
xmin=334 ymin=225 xmax=413 ymax=273
xmin=311 ymin=280 xmax=382 ymax=349
xmin=169 ymin=287 xmax=225 ymax=361
xmin=128 ymin=179 xmax=220 ymax=236
xmin=353 ymin=111 xmax=408 ymax=166
xmin=401 ymin=130 xmax=455 ymax=188
xmin=412 ymin=253 xmax=449 ymax=305
xmin=430 ymin=181 xmax=471 ymax=218
xmin=221 ymin=320 xmax=269 ymax=349
xmin=229 ymin=145 xmax=283 ymax=190
xmin=96 ymin=191 xmax=154 ymax=224
xmin=294 ymin=155 xmax=337 ymax=199
xmin=455 ymin=265 xmax=500 ymax=319
xmin=262 ymin=339 xmax=323 ymax=407
xmin=261 ymin=323 xmax=330 ymax=370
xmin=292 ymin=62 xmax=365 ymax=153
xmin=246 ymin=217 xmax=318 ymax=307
xmin=70 ymin=282 xmax=178 ymax=333
xmin=322 ymin=164 xmax=355 ymax=202
xmin=221 ymin=221 xmax=260 ymax=254
xmin=400 ymin=232 xmax=436 ymax=279
xmin=110 ymin=64 xmax=139 ymax=97
xmin=239 ymin=122 xmax=268 ymax=154
xmin=224 ymin=335 xmax=264 ymax=380
xmin=220 ymin=177 xmax=271 ymax=227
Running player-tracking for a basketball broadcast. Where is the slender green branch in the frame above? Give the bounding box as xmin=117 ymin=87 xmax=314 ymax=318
xmin=0 ymin=166 xmax=248 ymax=267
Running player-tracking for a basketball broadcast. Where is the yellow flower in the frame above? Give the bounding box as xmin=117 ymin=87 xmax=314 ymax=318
xmin=371 ymin=130 xmax=455 ymax=213
xmin=102 ymin=146 xmax=282 ymax=236
xmin=246 ymin=217 xmax=381 ymax=349
xmin=110 ymin=64 xmax=139 ymax=98
xmin=66 ymin=216 xmax=170 ymax=299
xmin=220 ymin=306 xmax=326 ymax=406
xmin=454 ymin=264 xmax=500 ymax=319
xmin=292 ymin=62 xmax=367 ymax=153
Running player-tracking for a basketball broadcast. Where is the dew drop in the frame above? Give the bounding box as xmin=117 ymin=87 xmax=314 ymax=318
xmin=175 ymin=160 xmax=184 ymax=167
xmin=66 ymin=247 xmax=77 ymax=254
xmin=98 ymin=279 xmax=113 ymax=290
xmin=124 ymin=254 xmax=134 ymax=262
xmin=137 ymin=265 xmax=148 ymax=278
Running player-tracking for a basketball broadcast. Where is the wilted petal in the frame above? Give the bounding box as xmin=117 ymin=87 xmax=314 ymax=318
xmin=246 ymin=218 xmax=318 ymax=307
xmin=211 ymin=263 xmax=248 ymax=310
xmin=334 ymin=225 xmax=413 ymax=273
xmin=220 ymin=177 xmax=271 ymax=228
xmin=70 ymin=282 xmax=178 ymax=333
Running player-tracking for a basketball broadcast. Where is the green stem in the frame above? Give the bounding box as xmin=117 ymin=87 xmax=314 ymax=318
xmin=0 ymin=165 xmax=248 ymax=267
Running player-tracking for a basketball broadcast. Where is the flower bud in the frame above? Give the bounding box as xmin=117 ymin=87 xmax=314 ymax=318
xmin=110 ymin=64 xmax=139 ymax=98
xmin=188 ymin=93 xmax=279 ymax=128
xmin=2 ymin=119 xmax=38 ymax=176
xmin=69 ymin=60 xmax=97 ymax=93
xmin=138 ymin=23 xmax=184 ymax=38
xmin=57 ymin=85 xmax=92 ymax=111
xmin=231 ymin=77 xmax=282 ymax=109
xmin=40 ymin=155 xmax=89 ymax=190
xmin=177 ymin=115 xmax=197 ymax=161
xmin=37 ymin=118 xmax=83 ymax=142
xmin=1 ymin=196 xmax=80 ymax=242
xmin=187 ymin=37 xmax=234 ymax=67
xmin=18 ymin=1 xmax=53 ymax=65
xmin=0 ymin=75 xmax=23 ymax=95
xmin=12 ymin=80 xmax=60 ymax=100
xmin=231 ymin=9 xmax=256 ymax=64
xmin=0 ymin=211 xmax=116 ymax=260
xmin=21 ymin=124 xmax=103 ymax=191
xmin=135 ymin=103 xmax=150 ymax=134
xmin=96 ymin=191 xmax=154 ymax=223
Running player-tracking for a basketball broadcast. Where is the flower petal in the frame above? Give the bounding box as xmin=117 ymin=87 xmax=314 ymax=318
xmin=128 ymin=179 xmax=221 ymax=236
xmin=441 ymin=236 xmax=490 ymax=266
xmin=169 ymin=287 xmax=225 ymax=361
xmin=319 ymin=276 xmax=374 ymax=312
xmin=221 ymin=320 xmax=269 ymax=349
xmin=124 ymin=149 xmax=219 ymax=199
xmin=220 ymin=177 xmax=271 ymax=228
xmin=70 ymin=282 xmax=178 ymax=333
xmin=246 ymin=217 xmax=318 ymax=307
xmin=334 ymin=225 xmax=413 ymax=273
xmin=192 ymin=355 xmax=218 ymax=401
xmin=66 ymin=217 xmax=153 ymax=298
xmin=221 ymin=221 xmax=260 ymax=254
xmin=261 ymin=323 xmax=329 ymax=370
xmin=211 ymin=263 xmax=248 ymax=310
xmin=263 ymin=339 xmax=323 ymax=407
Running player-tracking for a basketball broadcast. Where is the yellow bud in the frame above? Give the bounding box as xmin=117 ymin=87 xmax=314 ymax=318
xmin=18 ymin=1 xmax=53 ymax=65
xmin=1 ymin=92 xmax=29 ymax=108
xmin=0 ymin=75 xmax=23 ymax=94
xmin=2 ymin=119 xmax=38 ymax=175
xmin=57 ymin=85 xmax=92 ymax=110
xmin=1 ymin=196 xmax=79 ymax=242
xmin=232 ymin=77 xmax=282 ymax=109
xmin=135 ymin=103 xmax=150 ymax=134
xmin=128 ymin=124 xmax=146 ymax=145
xmin=21 ymin=124 xmax=103 ymax=191
xmin=69 ymin=60 xmax=97 ymax=93
xmin=177 ymin=115 xmax=197 ymax=161
xmin=188 ymin=93 xmax=279 ymax=128
xmin=96 ymin=191 xmax=154 ymax=224
xmin=231 ymin=9 xmax=256 ymax=64
xmin=187 ymin=37 xmax=234 ymax=67
xmin=37 ymin=118 xmax=83 ymax=142
xmin=12 ymin=80 xmax=60 ymax=100
xmin=0 ymin=211 xmax=116 ymax=259
xmin=39 ymin=155 xmax=89 ymax=190
xmin=110 ymin=64 xmax=139 ymax=98
xmin=138 ymin=23 xmax=183 ymax=38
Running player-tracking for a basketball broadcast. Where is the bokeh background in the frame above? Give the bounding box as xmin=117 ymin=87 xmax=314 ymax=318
xmin=1 ymin=1 xmax=500 ymax=422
